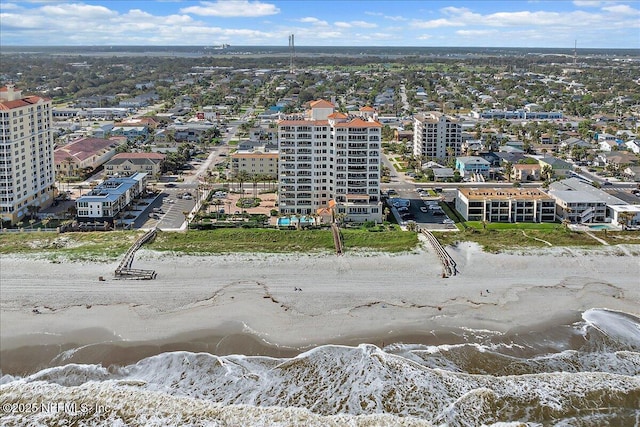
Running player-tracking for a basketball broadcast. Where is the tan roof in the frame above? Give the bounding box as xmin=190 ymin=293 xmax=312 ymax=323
xmin=459 ymin=187 xmax=552 ymax=201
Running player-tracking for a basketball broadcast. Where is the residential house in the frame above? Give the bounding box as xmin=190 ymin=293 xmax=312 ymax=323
xmin=623 ymin=165 xmax=640 ymax=182
xmin=455 ymin=156 xmax=491 ymax=178
xmin=538 ymin=156 xmax=573 ymax=178
xmin=625 ymin=140 xmax=640 ymax=154
xmin=598 ymin=151 xmax=638 ymax=171
xmin=455 ymin=187 xmax=556 ymax=223
xmin=110 ymin=125 xmax=149 ymax=141
xmin=512 ymin=163 xmax=541 ymax=181
xmin=54 ymin=137 xmax=120 ymax=177
xmin=103 ymin=152 xmax=166 ymax=177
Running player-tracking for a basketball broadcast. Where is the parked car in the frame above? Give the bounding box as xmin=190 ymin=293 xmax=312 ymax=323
xmin=420 ymin=206 xmax=428 ymax=213
xmin=442 ymin=218 xmax=455 ymax=224
xmin=165 ymin=183 xmax=176 ymax=188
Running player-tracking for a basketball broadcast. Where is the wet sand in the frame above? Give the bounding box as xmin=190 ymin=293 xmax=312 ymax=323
xmin=1 ymin=239 xmax=639 ymax=376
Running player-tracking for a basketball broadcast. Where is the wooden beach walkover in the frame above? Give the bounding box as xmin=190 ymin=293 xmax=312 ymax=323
xmin=114 ymin=228 xmax=158 ymax=280
xmin=420 ymin=228 xmax=457 ymax=277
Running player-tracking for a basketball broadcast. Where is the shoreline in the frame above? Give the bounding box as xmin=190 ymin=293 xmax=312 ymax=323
xmin=2 ymin=241 xmax=639 ymax=375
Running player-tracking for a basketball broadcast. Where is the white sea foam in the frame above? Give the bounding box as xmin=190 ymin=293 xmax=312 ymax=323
xmin=3 ymin=309 xmax=639 ymax=426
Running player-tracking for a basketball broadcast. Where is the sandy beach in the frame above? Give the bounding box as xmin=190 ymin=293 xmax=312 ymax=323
xmin=1 ymin=237 xmax=639 ymax=375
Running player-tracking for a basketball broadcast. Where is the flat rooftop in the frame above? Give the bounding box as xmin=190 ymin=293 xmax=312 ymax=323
xmin=459 ymin=187 xmax=553 ymax=200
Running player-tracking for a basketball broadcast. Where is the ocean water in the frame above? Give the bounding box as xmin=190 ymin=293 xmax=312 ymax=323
xmin=1 ymin=308 xmax=639 ymax=426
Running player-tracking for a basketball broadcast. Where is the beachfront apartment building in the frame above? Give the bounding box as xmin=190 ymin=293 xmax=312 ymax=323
xmin=231 ymin=149 xmax=279 ymax=178
xmin=413 ymin=112 xmax=462 ymax=160
xmin=0 ymin=85 xmax=55 ymax=225
xmin=547 ymin=177 xmax=621 ymax=224
xmin=277 ymin=99 xmax=382 ymax=222
xmin=103 ymin=152 xmax=166 ymax=178
xmin=75 ymin=172 xmax=148 ymax=224
xmin=455 ymin=187 xmax=556 ymax=223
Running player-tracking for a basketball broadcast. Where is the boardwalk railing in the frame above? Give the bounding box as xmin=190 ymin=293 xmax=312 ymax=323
xmin=331 ymin=223 xmax=343 ymax=255
xmin=115 ymin=228 xmax=158 ymax=280
xmin=420 ymin=228 xmax=457 ymax=277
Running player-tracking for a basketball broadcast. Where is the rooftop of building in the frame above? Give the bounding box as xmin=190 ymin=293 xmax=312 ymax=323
xmin=459 ymin=187 xmax=553 ymax=201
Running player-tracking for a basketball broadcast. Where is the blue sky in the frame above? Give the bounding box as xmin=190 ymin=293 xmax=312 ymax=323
xmin=1 ymin=1 xmax=638 ymax=48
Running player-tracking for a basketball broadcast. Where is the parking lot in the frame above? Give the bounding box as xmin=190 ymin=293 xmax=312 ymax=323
xmin=386 ymin=188 xmax=457 ymax=231
xmin=136 ymin=188 xmax=196 ymax=229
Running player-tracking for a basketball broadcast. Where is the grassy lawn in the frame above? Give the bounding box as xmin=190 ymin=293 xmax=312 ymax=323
xmin=465 ymin=221 xmax=561 ymax=231
xmin=0 ymin=231 xmax=144 ymax=261
xmin=0 ymin=229 xmax=420 ymax=260
xmin=433 ymin=227 xmax=605 ymax=252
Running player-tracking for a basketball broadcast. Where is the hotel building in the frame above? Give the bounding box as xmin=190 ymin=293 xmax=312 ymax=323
xmin=277 ymin=100 xmax=382 ymax=222
xmin=413 ymin=112 xmax=462 ymax=160
xmin=0 ymin=85 xmax=55 ymax=225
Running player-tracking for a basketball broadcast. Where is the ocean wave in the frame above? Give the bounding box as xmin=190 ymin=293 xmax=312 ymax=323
xmin=2 ymin=309 xmax=639 ymax=426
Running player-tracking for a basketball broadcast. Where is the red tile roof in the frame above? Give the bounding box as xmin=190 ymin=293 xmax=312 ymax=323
xmin=334 ymin=117 xmax=382 ymax=128
xmin=0 ymin=96 xmax=49 ymax=110
xmin=309 ymin=99 xmax=334 ymax=109
xmin=54 ymin=137 xmax=118 ymax=163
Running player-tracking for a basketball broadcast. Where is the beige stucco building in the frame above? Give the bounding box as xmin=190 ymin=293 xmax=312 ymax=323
xmin=0 ymin=85 xmax=55 ymax=225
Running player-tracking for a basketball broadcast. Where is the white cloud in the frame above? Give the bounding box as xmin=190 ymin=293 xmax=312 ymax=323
xmin=298 ymin=17 xmax=329 ymax=26
xmin=180 ymin=1 xmax=279 ymax=18
xmin=40 ymin=3 xmax=117 ymax=19
xmin=573 ymin=0 xmax=605 ymax=6
xmin=456 ymin=29 xmax=497 ymax=37
xmin=602 ymin=4 xmax=640 ymax=15
xmin=410 ymin=18 xmax=463 ymax=29
xmin=0 ymin=2 xmax=21 ymax=10
xmin=334 ymin=20 xmax=376 ymax=29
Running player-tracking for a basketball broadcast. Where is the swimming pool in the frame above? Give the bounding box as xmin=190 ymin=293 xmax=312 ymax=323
xmin=277 ymin=216 xmax=315 ymax=227
xmin=588 ymin=224 xmax=617 ymax=230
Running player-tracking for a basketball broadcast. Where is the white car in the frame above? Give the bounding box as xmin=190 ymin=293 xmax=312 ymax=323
xmin=420 ymin=206 xmax=428 ymax=213
xmin=442 ymin=218 xmax=455 ymax=224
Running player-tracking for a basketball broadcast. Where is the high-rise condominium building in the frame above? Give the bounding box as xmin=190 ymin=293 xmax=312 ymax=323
xmin=0 ymin=85 xmax=55 ymax=225
xmin=277 ymin=100 xmax=382 ymax=223
xmin=413 ymin=112 xmax=462 ymax=160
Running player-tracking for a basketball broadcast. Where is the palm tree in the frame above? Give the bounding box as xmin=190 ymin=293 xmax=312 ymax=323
xmin=541 ymin=165 xmax=553 ymax=184
xmin=251 ymin=174 xmax=259 ymax=199
xmin=618 ymin=211 xmax=635 ymax=230
xmin=504 ymin=163 xmax=513 ymax=182
xmin=42 ymin=218 xmax=51 ymax=230
xmin=236 ymin=170 xmax=251 ymax=193
xmin=182 ymin=211 xmax=190 ymax=228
